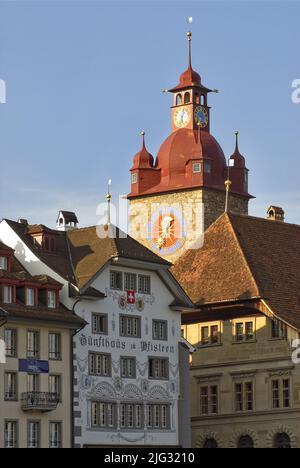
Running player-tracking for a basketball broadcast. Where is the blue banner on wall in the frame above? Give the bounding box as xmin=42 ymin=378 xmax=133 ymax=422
xmin=19 ymin=359 xmax=49 ymax=374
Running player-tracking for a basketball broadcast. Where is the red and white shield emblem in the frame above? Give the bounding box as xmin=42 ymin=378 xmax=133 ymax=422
xmin=127 ymin=290 xmax=136 ymax=305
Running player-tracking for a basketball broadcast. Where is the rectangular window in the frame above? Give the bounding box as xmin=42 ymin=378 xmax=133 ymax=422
xmin=4 ymin=329 xmax=17 ymax=358
xmin=120 ymin=315 xmax=141 ymax=338
xmin=49 ymin=375 xmax=62 ymax=401
xmin=153 ymin=320 xmax=168 ymax=341
xmin=110 ymin=271 xmax=123 ymax=291
xmin=49 ymin=422 xmax=62 ymax=449
xmin=120 ymin=357 xmax=136 ymax=379
xmin=204 ymin=162 xmax=211 ymax=174
xmin=5 ymin=421 xmax=18 ymax=449
xmin=235 ymin=382 xmax=253 ymax=412
xmin=27 ymin=374 xmax=40 ymax=393
xmin=26 ymin=288 xmax=35 ymax=306
xmin=27 ymin=330 xmax=40 ymax=359
xmin=89 ymin=353 xmax=111 ymax=377
xmin=138 ymin=275 xmax=151 ymax=295
xmin=200 ymin=385 xmax=218 ymax=415
xmin=47 ymin=291 xmax=57 ymax=309
xmin=27 ymin=421 xmax=40 ymax=449
xmin=49 ymin=333 xmax=61 ymax=360
xmin=149 ymin=358 xmax=169 ymax=380
xmin=119 ymin=403 xmax=143 ymax=429
xmin=92 ymin=313 xmax=108 ymax=335
xmin=234 ymin=321 xmax=255 ymax=342
xmin=146 ymin=405 xmax=170 ymax=429
xmin=201 ymin=325 xmax=219 ymax=346
xmin=124 ymin=273 xmax=137 ymax=292
xmin=272 ymin=380 xmax=280 ymax=409
xmin=3 ymin=285 xmax=13 ymax=304
xmin=192 ymin=163 xmax=201 ymax=173
xmin=91 ymin=402 xmax=117 ymax=429
xmin=235 ymin=323 xmax=244 ymax=342
xmin=283 ymin=379 xmax=290 ymax=408
xmin=132 ymin=173 xmax=138 ymax=184
xmin=0 ymin=256 xmax=8 ymax=271
xmin=4 ymin=372 xmax=18 ymax=401
xmin=245 ymin=322 xmax=254 ymax=341
xmin=271 ymin=319 xmax=286 ymax=340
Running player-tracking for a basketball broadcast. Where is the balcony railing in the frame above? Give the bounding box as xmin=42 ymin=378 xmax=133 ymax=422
xmin=21 ymin=392 xmax=59 ymax=412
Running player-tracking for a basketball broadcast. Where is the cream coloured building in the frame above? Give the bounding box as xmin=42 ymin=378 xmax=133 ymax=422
xmin=174 ymin=210 xmax=300 ymax=448
xmin=0 ymin=239 xmax=84 ymax=448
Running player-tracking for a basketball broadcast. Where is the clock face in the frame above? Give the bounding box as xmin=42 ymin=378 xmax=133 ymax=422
xmin=174 ymin=107 xmax=191 ymax=128
xmin=148 ymin=208 xmax=186 ymax=257
xmin=194 ymin=106 xmax=209 ymax=128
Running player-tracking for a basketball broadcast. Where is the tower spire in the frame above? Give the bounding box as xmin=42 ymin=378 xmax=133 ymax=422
xmin=106 ymin=179 xmax=112 ymax=225
xmin=225 ymin=161 xmax=232 ymax=213
xmin=235 ymin=130 xmax=239 ymax=152
xmin=187 ymin=31 xmax=192 ymax=68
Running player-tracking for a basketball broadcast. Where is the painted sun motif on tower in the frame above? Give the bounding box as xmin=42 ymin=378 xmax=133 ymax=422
xmin=148 ymin=208 xmax=186 ymax=257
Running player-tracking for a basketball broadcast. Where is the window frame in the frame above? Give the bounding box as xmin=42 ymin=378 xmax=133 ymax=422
xmin=120 ymin=315 xmax=141 ymax=339
xmin=152 ymin=320 xmax=168 ymax=341
xmin=48 ymin=332 xmax=62 ymax=361
xmin=192 ymin=162 xmax=202 ymax=174
xmin=199 ymin=384 xmax=219 ymax=416
xmin=89 ymin=352 xmax=112 ymax=377
xmin=138 ymin=275 xmax=151 ymax=295
xmin=49 ymin=421 xmax=62 ymax=449
xmin=91 ymin=313 xmax=108 ymax=335
xmin=27 ymin=330 xmax=40 ymax=359
xmin=120 ymin=356 xmax=137 ymax=379
xmin=27 ymin=420 xmax=41 ymax=449
xmin=4 ymin=420 xmax=18 ymax=449
xmin=148 ymin=357 xmax=169 ymax=381
xmin=110 ymin=271 xmax=123 ymax=291
xmin=4 ymin=328 xmax=18 ymax=358
xmin=4 ymin=372 xmax=18 ymax=401
xmin=0 ymin=256 xmax=8 ymax=271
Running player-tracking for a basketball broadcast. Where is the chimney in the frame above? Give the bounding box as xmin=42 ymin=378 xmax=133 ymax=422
xmin=56 ymin=211 xmax=79 ymax=231
xmin=18 ymin=218 xmax=28 ymax=225
xmin=267 ymin=206 xmax=285 ymax=222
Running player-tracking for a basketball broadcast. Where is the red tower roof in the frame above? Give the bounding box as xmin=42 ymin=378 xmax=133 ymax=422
xmin=131 ymin=132 xmax=154 ymax=170
xmin=229 ymin=131 xmax=246 ymax=168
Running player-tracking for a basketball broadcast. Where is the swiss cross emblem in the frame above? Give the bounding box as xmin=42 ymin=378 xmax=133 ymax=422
xmin=127 ymin=290 xmax=136 ymax=304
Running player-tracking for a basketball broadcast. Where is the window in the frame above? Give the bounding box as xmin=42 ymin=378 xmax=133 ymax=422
xmin=49 ymin=375 xmax=62 ymax=401
xmin=4 ymin=329 xmax=17 ymax=357
xmin=195 ymin=93 xmax=200 ymax=105
xmin=0 ymin=256 xmax=8 ymax=271
xmin=234 ymin=321 xmax=255 ymax=342
xmin=3 ymin=285 xmax=13 ymax=304
xmin=92 ymin=314 xmax=108 ymax=335
xmin=49 ymin=422 xmax=62 ymax=449
xmin=89 ymin=353 xmax=111 ymax=377
xmin=235 ymin=382 xmax=253 ymax=412
xmin=201 ymin=325 xmax=219 ymax=346
xmin=110 ymin=271 xmax=123 ymax=291
xmin=27 ymin=421 xmax=40 ymax=449
xmin=5 ymin=372 xmax=18 ymax=401
xmin=47 ymin=291 xmax=57 ymax=309
xmin=146 ymin=404 xmax=170 ymax=429
xmin=26 ymin=288 xmax=35 ymax=306
xmin=5 ymin=421 xmax=18 ymax=448
xmin=204 ymin=162 xmax=211 ymax=174
xmin=124 ymin=273 xmax=137 ymax=292
xmin=272 ymin=379 xmax=290 ymax=409
xmin=184 ymin=92 xmax=190 ymax=104
xmin=27 ymin=374 xmax=40 ymax=393
xmin=274 ymin=433 xmax=291 ymax=449
xmin=138 ymin=275 xmax=151 ymax=295
xmin=131 ymin=173 xmax=138 ymax=185
xmin=49 ymin=333 xmax=61 ymax=360
xmin=153 ymin=320 xmax=168 ymax=341
xmin=91 ymin=402 xmax=116 ymax=428
xmin=176 ymin=94 xmax=182 ymax=106
xmin=120 ymin=315 xmax=141 ymax=338
xmin=271 ymin=319 xmax=287 ymax=340
xmin=27 ymin=330 xmax=40 ymax=359
xmin=203 ymin=438 xmax=218 ymax=449
xmin=120 ymin=357 xmax=136 ymax=379
xmin=200 ymin=385 xmax=218 ymax=415
xmin=120 ymin=403 xmax=143 ymax=429
xmin=149 ymin=358 xmax=169 ymax=380
xmin=238 ymin=435 xmax=254 ymax=449
xmin=193 ymin=162 xmax=201 ymax=174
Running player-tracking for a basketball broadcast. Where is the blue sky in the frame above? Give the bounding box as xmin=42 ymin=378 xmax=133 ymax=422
xmin=0 ymin=0 xmax=299 ymax=227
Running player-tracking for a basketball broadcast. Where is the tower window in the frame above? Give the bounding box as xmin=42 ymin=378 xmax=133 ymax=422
xmin=204 ymin=162 xmax=211 ymax=174
xmin=132 ymin=173 xmax=138 ymax=184
xmin=195 ymin=93 xmax=200 ymax=104
xmin=201 ymin=94 xmax=206 ymax=105
xmin=184 ymin=92 xmax=190 ymax=104
xmin=0 ymin=256 xmax=8 ymax=271
xmin=176 ymin=94 xmax=182 ymax=106
xmin=193 ymin=163 xmax=201 ymax=174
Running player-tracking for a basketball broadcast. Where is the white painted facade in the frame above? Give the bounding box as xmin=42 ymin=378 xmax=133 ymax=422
xmin=0 ymin=220 xmax=192 ymax=448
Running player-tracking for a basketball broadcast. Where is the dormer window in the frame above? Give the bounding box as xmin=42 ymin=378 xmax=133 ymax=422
xmin=204 ymin=162 xmax=211 ymax=174
xmin=0 ymin=256 xmax=8 ymax=271
xmin=132 ymin=173 xmax=138 ymax=185
xmin=26 ymin=288 xmax=35 ymax=307
xmin=3 ymin=285 xmax=13 ymax=304
xmin=47 ymin=290 xmax=57 ymax=309
xmin=193 ymin=163 xmax=201 ymax=174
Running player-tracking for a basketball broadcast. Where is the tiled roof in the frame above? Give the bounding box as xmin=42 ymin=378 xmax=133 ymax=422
xmin=173 ymin=212 xmax=300 ymax=331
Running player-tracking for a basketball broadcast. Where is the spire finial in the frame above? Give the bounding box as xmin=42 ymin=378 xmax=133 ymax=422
xmin=141 ymin=130 xmax=146 ymax=148
xmin=106 ymin=179 xmax=112 ymax=225
xmin=187 ymin=31 xmax=192 ymax=68
xmin=225 ymin=160 xmax=232 ymax=213
xmin=235 ymin=130 xmax=239 ymax=152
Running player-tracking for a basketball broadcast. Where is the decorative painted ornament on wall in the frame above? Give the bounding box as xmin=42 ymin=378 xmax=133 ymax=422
xmin=148 ymin=207 xmax=186 ymax=257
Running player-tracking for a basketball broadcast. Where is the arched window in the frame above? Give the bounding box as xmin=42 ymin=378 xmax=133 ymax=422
xmin=176 ymin=94 xmax=182 ymax=106
xmin=238 ymin=435 xmax=254 ymax=449
xmin=201 ymin=94 xmax=205 ymax=106
xmin=203 ymin=438 xmax=218 ymax=449
xmin=195 ymin=93 xmax=200 ymax=104
xmin=274 ymin=433 xmax=291 ymax=449
xmin=184 ymin=92 xmax=190 ymax=104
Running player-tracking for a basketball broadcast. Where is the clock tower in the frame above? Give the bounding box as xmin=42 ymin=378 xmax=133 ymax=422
xmin=128 ymin=32 xmax=253 ymax=263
